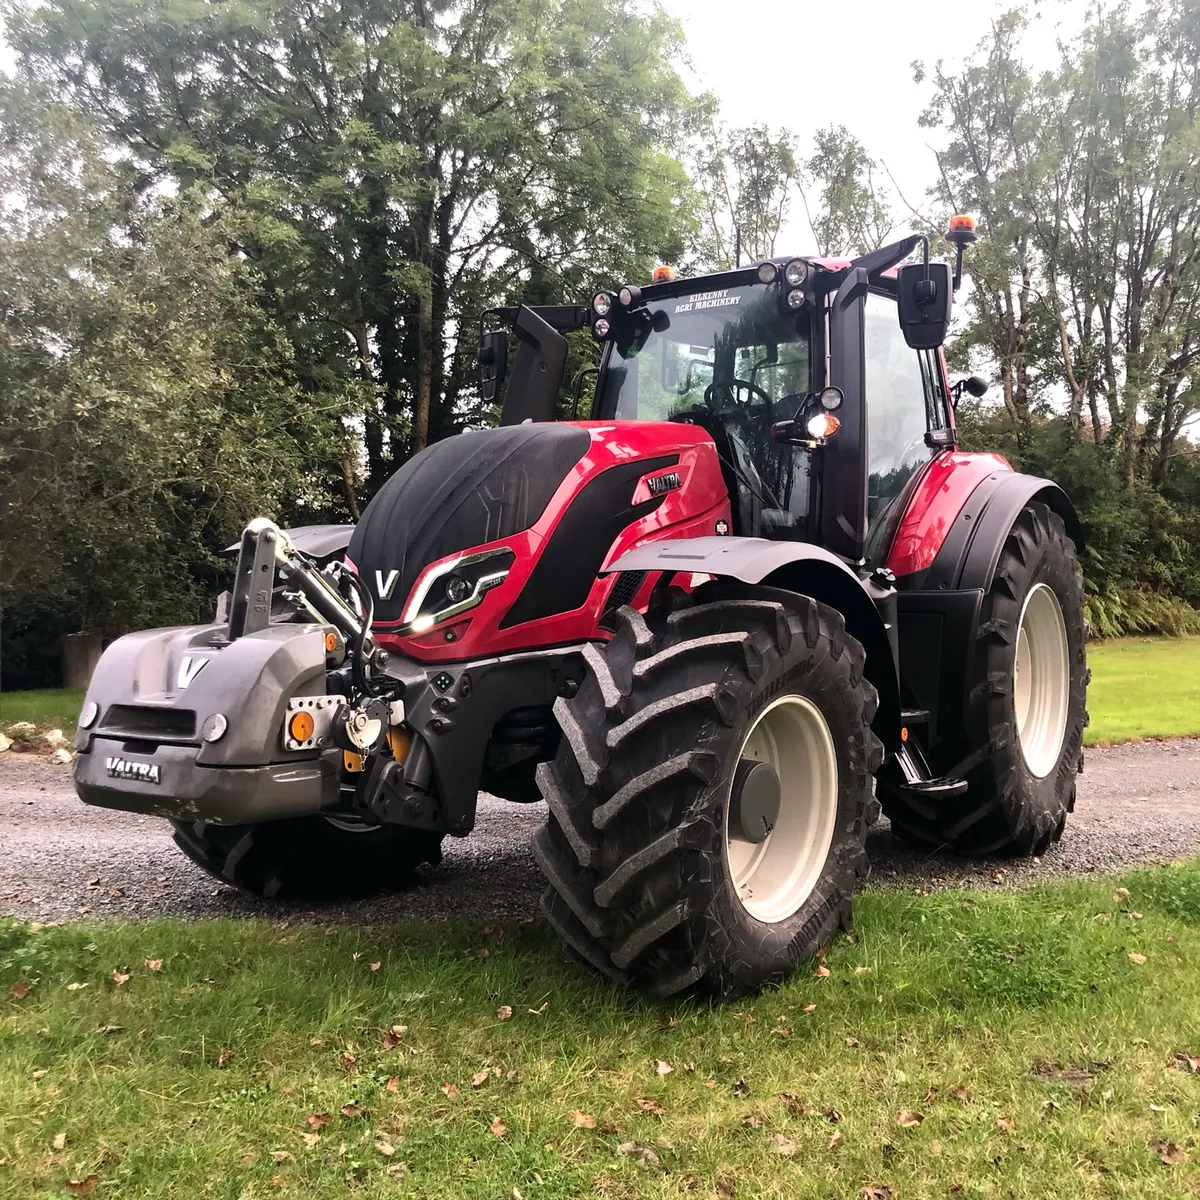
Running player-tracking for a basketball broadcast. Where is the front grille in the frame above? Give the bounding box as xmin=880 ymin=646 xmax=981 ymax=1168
xmin=599 ymin=570 xmax=648 ymax=631
xmin=101 ymin=705 xmax=196 ymax=741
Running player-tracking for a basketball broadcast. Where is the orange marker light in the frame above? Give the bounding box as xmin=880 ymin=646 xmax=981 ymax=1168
xmin=901 ymin=726 xmax=909 ymax=742
xmin=288 ymin=710 xmax=315 ymax=744
xmin=652 ymin=264 xmax=677 ymax=282
xmin=805 ymin=412 xmax=841 ymax=440
xmin=948 ymin=214 xmax=976 ymax=234
xmin=324 ymin=631 xmax=338 ymax=653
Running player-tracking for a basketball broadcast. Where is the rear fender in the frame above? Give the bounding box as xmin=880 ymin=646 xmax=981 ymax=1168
xmin=605 ymin=537 xmax=901 ymax=751
xmin=909 ymin=473 xmax=1082 ymax=593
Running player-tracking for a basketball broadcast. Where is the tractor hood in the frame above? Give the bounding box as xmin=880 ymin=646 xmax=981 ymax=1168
xmin=350 ymin=421 xmax=731 ymax=662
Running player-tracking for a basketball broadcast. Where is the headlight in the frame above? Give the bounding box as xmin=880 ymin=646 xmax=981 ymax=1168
xmin=79 ymin=700 xmax=99 ymax=729
xmin=819 ymin=386 xmax=844 ymax=411
xmin=786 ymin=287 xmax=807 ymax=309
xmin=401 ymin=548 xmax=516 ymax=634
xmin=592 ymin=317 xmax=611 ymax=340
xmin=757 ymin=261 xmax=778 ymax=283
xmin=784 ymin=259 xmax=808 ymax=286
xmin=618 ymin=284 xmax=642 ymax=308
xmin=592 ymin=291 xmax=613 ymax=317
xmin=201 ymin=713 xmax=228 ymax=743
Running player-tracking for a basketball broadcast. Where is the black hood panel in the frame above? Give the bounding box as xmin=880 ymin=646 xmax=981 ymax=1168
xmin=349 ymin=425 xmax=590 ymax=623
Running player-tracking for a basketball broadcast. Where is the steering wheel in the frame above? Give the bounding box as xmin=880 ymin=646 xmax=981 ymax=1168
xmin=704 ymin=378 xmax=772 ymax=413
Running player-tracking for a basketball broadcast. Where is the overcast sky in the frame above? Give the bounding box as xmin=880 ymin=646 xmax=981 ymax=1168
xmin=661 ymin=0 xmax=1087 ymax=250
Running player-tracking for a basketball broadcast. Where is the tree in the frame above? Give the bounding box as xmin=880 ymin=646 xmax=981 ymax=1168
xmin=4 ymin=0 xmax=702 ymax=497
xmin=800 ymin=125 xmax=895 ymax=257
xmin=691 ymin=119 xmax=799 ymax=269
xmin=0 ymin=85 xmax=331 ymax=685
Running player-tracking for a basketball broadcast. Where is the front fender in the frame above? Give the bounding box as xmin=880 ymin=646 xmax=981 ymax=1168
xmin=605 ymin=537 xmax=901 ymax=751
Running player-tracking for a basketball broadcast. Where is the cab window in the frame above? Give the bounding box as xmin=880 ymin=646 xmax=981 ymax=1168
xmin=864 ymin=292 xmax=934 ymax=547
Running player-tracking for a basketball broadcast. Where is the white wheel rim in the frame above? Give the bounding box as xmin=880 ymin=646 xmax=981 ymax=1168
xmin=1013 ymin=583 xmax=1070 ymax=778
xmin=724 ymin=694 xmax=839 ymax=924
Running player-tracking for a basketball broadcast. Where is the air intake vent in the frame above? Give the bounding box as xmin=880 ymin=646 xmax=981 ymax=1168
xmin=101 ymin=705 xmax=196 ymax=741
xmin=599 ymin=571 xmax=648 ymax=632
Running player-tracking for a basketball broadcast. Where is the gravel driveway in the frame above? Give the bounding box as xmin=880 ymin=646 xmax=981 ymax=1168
xmin=2 ymin=740 xmax=1198 ymax=925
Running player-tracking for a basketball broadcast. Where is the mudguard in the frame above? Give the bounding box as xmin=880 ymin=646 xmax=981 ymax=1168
xmin=907 ymin=473 xmax=1082 ymax=593
xmin=604 ymin=537 xmax=902 ymax=750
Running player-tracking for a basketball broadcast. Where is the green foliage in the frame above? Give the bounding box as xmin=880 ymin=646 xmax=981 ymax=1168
xmin=0 ymin=86 xmax=337 ymax=684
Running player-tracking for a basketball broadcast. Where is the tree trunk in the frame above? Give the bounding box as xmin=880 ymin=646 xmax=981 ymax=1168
xmin=414 ymin=287 xmax=433 ymax=453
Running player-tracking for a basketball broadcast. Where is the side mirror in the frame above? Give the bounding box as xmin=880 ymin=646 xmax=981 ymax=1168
xmin=896 ymin=261 xmax=953 ymax=350
xmin=477 ymin=330 xmax=509 ymax=404
xmin=950 ymin=374 xmax=989 ymax=403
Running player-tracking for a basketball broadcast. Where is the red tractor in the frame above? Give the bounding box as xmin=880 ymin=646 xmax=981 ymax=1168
xmin=73 ymin=221 xmax=1088 ymax=997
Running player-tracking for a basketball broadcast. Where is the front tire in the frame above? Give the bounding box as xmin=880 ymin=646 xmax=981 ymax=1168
xmin=533 ymin=585 xmax=883 ymax=998
xmin=879 ymin=501 xmax=1088 ymax=856
xmin=170 ymin=816 xmax=443 ymax=900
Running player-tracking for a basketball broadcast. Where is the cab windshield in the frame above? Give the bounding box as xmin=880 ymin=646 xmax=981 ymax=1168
xmin=593 ymin=281 xmax=815 ymax=542
xmin=593 ymin=283 xmax=811 ymax=422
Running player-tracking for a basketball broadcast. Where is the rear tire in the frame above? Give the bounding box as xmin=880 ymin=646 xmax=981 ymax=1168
xmin=533 ymin=585 xmax=883 ymax=998
xmin=878 ymin=501 xmax=1088 ymax=855
xmin=170 ymin=816 xmax=443 ymax=900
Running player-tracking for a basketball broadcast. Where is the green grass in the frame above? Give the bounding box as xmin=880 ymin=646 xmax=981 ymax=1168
xmin=0 ymin=689 xmax=84 ymax=738
xmin=1085 ymin=635 xmax=1200 ymax=745
xmin=5 ymin=864 xmax=1200 ymax=1197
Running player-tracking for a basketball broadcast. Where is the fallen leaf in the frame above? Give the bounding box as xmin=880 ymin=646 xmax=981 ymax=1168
xmin=339 ymin=1103 xmax=364 ymax=1119
xmin=301 ymin=1132 xmax=320 ymax=1148
xmin=52 ymin=1133 xmax=66 ymax=1151
xmin=1129 ymin=952 xmax=1147 ymax=965
xmin=742 ymin=1113 xmax=763 ymax=1128
xmin=528 ymin=1001 xmax=549 ymax=1015
xmin=145 ymin=959 xmax=162 ymax=972
xmin=771 ymin=1133 xmax=796 ymax=1157
xmin=768 ymin=1025 xmax=792 ymax=1039
xmin=387 ymin=1163 xmax=407 ymax=1179
xmin=779 ymin=1092 xmax=807 ymax=1117
xmin=489 ymin=1116 xmax=507 ymax=1137
xmin=110 ymin=971 xmax=130 ymax=986
xmin=617 ymin=1141 xmax=661 ymax=1168
xmin=475 ymin=947 xmax=489 ymax=958
xmin=1153 ymin=1139 xmax=1184 ymax=1166
xmin=310 ymin=1037 xmax=323 ymax=1046
xmin=572 ymin=1110 xmax=597 ymax=1129
xmin=845 ymin=1036 xmax=860 ymax=1047
xmin=822 ymin=1106 xmax=843 ymax=1123
xmin=32 ymin=1070 xmax=47 ymax=1081
xmin=897 ymin=1109 xmax=923 ymax=1128
xmin=307 ymin=1113 xmax=330 ymax=1129
xmin=732 ymin=1078 xmax=750 ymax=1097
xmin=66 ymin=982 xmax=88 ymax=992
xmin=369 ymin=962 xmax=381 ymax=972
xmin=655 ymin=1059 xmax=674 ymax=1077
xmin=440 ymin=1082 xmax=458 ymax=1098
xmin=239 ymin=1148 xmax=258 ymax=1165
xmin=1114 ymin=887 xmax=1130 ymax=901
xmin=951 ymin=1084 xmax=970 ymax=1102
xmin=1129 ymin=911 xmax=1143 ymax=920
xmin=471 ymin=1069 xmax=490 ymax=1088
xmin=815 ymin=964 xmax=831 ymax=977
xmin=381 ymin=1025 xmax=408 ymax=1049
xmin=859 ymin=1188 xmax=893 ymax=1200
xmin=996 ymin=1114 xmax=1014 ymax=1133
xmin=218 ymin=1048 xmax=234 ymax=1069
xmin=65 ymin=1175 xmax=98 ymax=1196
xmin=9 ymin=982 xmax=29 ymax=999
xmin=270 ymin=1150 xmax=292 ymax=1163
xmin=923 ymin=1085 xmax=938 ymax=1106
xmin=734 ymin=1011 xmax=755 ymax=1026
xmin=803 ymin=1003 xmax=817 ymax=1013
xmin=1031 ymin=1060 xmax=1095 ymax=1089
xmin=497 ymin=1005 xmax=513 ymax=1021
xmin=386 ymin=1075 xmax=400 ymax=1093
xmin=374 ymin=1138 xmax=395 ymax=1157
xmin=340 ymin=1051 xmax=357 ymax=1068
xmin=854 ymin=965 xmax=872 ymax=975
xmin=828 ymin=1130 xmax=843 ymax=1149
xmin=703 ymin=1079 xmax=716 ymax=1088
xmin=98 ymin=1025 xmax=124 ymax=1036
xmin=1173 ymin=1052 xmax=1200 ymax=1073
xmin=506 ymin=1069 xmax=521 ymax=1084
xmin=637 ymin=1098 xmax=664 ymax=1116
